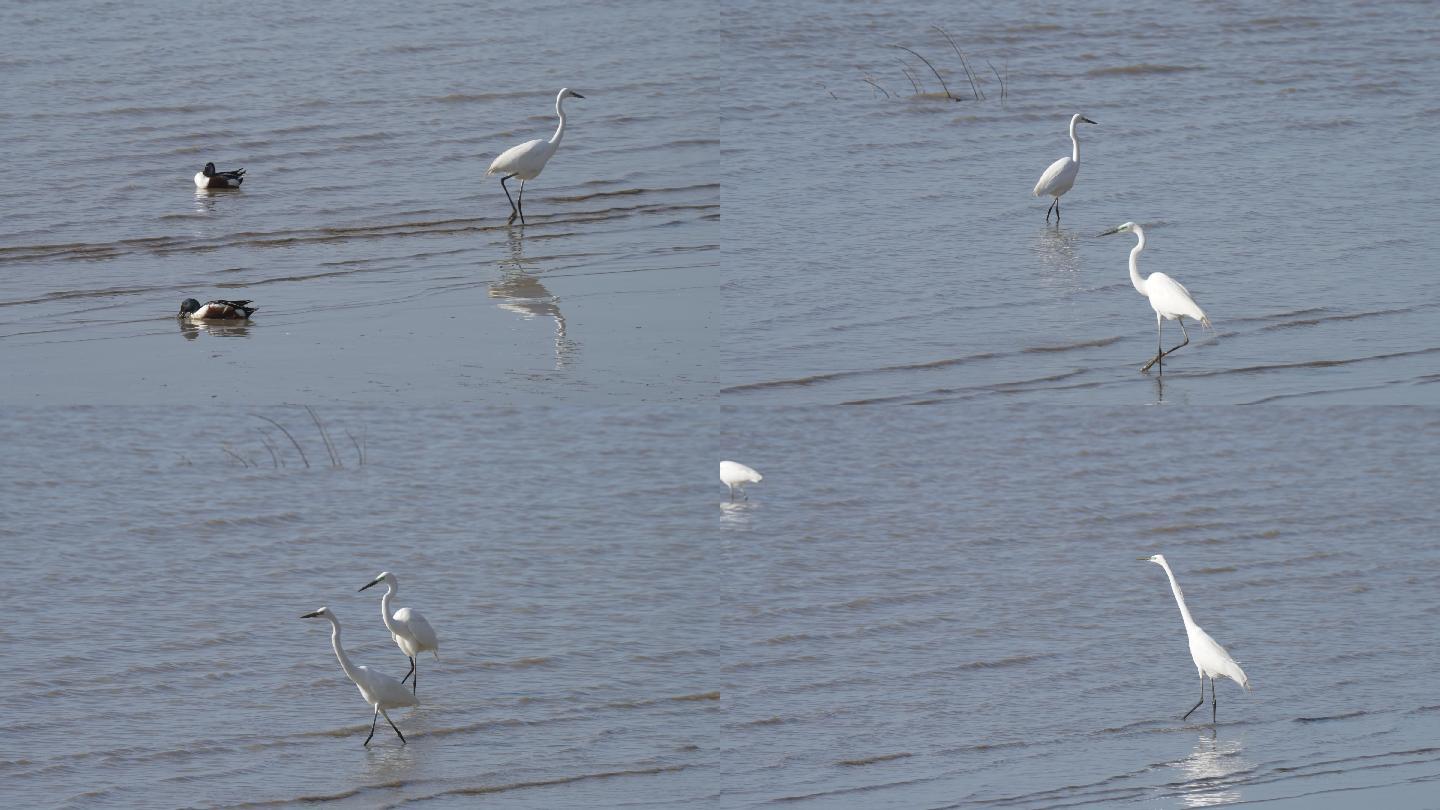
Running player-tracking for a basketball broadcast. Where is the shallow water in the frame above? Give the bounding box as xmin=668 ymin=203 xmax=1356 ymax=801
xmin=719 ymin=0 xmax=1440 ymax=405
xmin=0 ymin=0 xmax=717 ymax=403
xmin=719 ymin=405 xmax=1440 ymax=807
xmin=1 ymin=406 xmax=719 ymax=807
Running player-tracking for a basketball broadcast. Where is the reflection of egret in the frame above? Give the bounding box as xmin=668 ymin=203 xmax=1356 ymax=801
xmin=490 ymin=230 xmax=574 ymax=367
xmin=719 ymin=500 xmax=756 ymax=526
xmin=1034 ymin=227 xmax=1083 ymax=276
xmin=1172 ymin=732 xmax=1248 ymax=807
xmin=178 ymin=320 xmax=251 ymax=340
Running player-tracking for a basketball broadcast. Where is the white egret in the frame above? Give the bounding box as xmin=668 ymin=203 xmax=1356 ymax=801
xmin=1033 ymin=113 xmax=1097 ymax=223
xmin=194 ymin=162 xmax=245 ymax=189
xmin=1139 ymin=555 xmax=1250 ymax=723
xmin=359 ymin=572 xmax=439 ymax=695
xmin=300 ymin=607 xmax=419 ymax=746
xmin=720 ymin=460 xmax=762 ymax=501
xmin=486 ymin=88 xmax=585 ymax=225
xmin=178 ymin=298 xmax=256 ymax=321
xmin=1100 ymin=222 xmax=1211 ymax=374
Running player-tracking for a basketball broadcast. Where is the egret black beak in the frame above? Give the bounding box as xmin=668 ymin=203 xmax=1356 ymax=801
xmin=1136 ymin=556 xmax=1152 ymax=561
xmin=1099 ymin=227 xmax=1122 ymax=237
xmin=359 ymin=578 xmax=382 ymax=592
xmin=301 ymin=610 xmax=324 ymax=618
xmin=1081 ymin=116 xmax=1098 ymax=124
xmin=572 ymin=92 xmax=585 ymax=99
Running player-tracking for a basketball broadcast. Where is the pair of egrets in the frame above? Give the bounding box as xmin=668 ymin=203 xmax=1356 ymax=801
xmin=301 ymin=571 xmax=440 ymax=746
xmin=1034 ymin=114 xmax=1211 ymax=373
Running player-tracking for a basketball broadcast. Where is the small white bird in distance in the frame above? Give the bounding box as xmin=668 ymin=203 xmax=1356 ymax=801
xmin=1099 ymin=222 xmax=1212 ymax=374
xmin=720 ymin=460 xmax=762 ymax=501
xmin=1139 ymin=554 xmax=1250 ymax=723
xmin=1033 ymin=113 xmax=1097 ymax=223
xmin=486 ymin=87 xmax=585 ymax=225
xmin=301 ymin=607 xmax=419 ymax=746
xmin=360 ymin=571 xmax=440 ymax=695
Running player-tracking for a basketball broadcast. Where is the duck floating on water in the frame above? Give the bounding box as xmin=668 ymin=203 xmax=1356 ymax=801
xmin=194 ymin=162 xmax=245 ymax=189
xmin=179 ymin=298 xmax=256 ymax=320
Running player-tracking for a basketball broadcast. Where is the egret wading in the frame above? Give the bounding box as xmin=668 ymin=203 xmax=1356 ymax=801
xmin=301 ymin=607 xmax=419 ymax=746
xmin=1033 ymin=114 xmax=1096 ymax=223
xmin=1139 ymin=555 xmax=1250 ymax=723
xmin=720 ymin=460 xmax=762 ymax=501
xmin=486 ymin=88 xmax=585 ymax=225
xmin=1100 ymin=222 xmax=1211 ymax=374
xmin=360 ymin=572 xmax=440 ymax=695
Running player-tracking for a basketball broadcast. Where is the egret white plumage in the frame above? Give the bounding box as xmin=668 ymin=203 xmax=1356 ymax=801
xmin=1100 ymin=222 xmax=1211 ymax=374
xmin=194 ymin=162 xmax=245 ymax=189
xmin=720 ymin=460 xmax=762 ymax=501
xmin=1139 ymin=555 xmax=1250 ymax=723
xmin=1033 ymin=113 xmax=1096 ymax=223
xmin=360 ymin=572 xmax=439 ymax=695
xmin=300 ymin=607 xmax=419 ymax=746
xmin=486 ymin=88 xmax=585 ymax=225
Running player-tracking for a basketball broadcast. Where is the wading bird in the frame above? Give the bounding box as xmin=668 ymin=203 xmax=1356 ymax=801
xmin=360 ymin=572 xmax=439 ymax=695
xmin=1099 ymin=222 xmax=1211 ymax=374
xmin=1139 ymin=555 xmax=1250 ymax=723
xmin=486 ymin=88 xmax=585 ymax=225
xmin=720 ymin=460 xmax=762 ymax=501
xmin=194 ymin=162 xmax=245 ymax=189
xmin=1033 ymin=114 xmax=1096 ymax=223
xmin=300 ymin=607 xmax=419 ymax=746
xmin=178 ymin=298 xmax=256 ymax=320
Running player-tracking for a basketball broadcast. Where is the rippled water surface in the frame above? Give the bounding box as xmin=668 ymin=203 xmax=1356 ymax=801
xmin=719 ymin=406 xmax=1440 ymax=807
xmin=719 ymin=0 xmax=1440 ymax=405
xmin=3 ymin=406 xmax=718 ymax=807
xmin=0 ymin=0 xmax=717 ymax=403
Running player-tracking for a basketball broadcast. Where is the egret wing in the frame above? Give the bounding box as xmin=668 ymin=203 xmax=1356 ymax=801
xmin=394 ymin=607 xmax=439 ymax=654
xmin=1033 ymin=156 xmax=1076 ymax=197
xmin=487 ymin=139 xmax=548 ymax=176
xmin=1145 ymin=272 xmax=1207 ymax=322
xmin=355 ymin=664 xmax=420 ymax=708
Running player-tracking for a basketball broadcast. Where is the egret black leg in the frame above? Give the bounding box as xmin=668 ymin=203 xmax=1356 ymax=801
xmin=382 ymin=709 xmax=406 ymax=744
xmin=1162 ymin=319 xmax=1191 ymax=359
xmin=1054 ymin=197 xmax=1061 ymax=222
xmin=500 ymin=174 xmax=519 ymax=223
xmin=1142 ymin=313 xmax=1165 ymax=373
xmin=401 ymin=657 xmax=416 ymax=685
xmin=1182 ymin=674 xmax=1205 ymax=720
xmin=517 ymin=180 xmax=526 ymax=225
xmin=1211 ymin=676 xmax=1217 ymax=723
xmin=413 ymin=658 xmax=418 ymax=695
xmin=365 ymin=706 xmax=379 ymax=746
xmin=1045 ymin=198 xmax=1055 ymax=223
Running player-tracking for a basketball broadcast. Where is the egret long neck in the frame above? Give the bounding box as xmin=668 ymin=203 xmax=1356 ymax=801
xmin=1157 ymin=560 xmax=1198 ymax=630
xmin=548 ymin=94 xmax=568 ymax=147
xmin=327 ymin=617 xmax=363 ymax=684
xmin=1128 ymin=226 xmax=1148 ymax=295
xmin=1069 ymin=117 xmax=1081 ymax=163
xmin=379 ymin=585 xmax=401 ymax=637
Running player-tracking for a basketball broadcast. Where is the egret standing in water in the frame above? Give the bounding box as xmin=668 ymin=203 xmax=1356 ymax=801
xmin=1139 ymin=555 xmax=1250 ymax=723
xmin=1033 ymin=113 xmax=1097 ymax=223
xmin=301 ymin=607 xmax=419 ymax=746
xmin=360 ymin=572 xmax=440 ymax=695
xmin=486 ymin=88 xmax=585 ymax=225
xmin=720 ymin=460 xmax=762 ymax=501
xmin=1100 ymin=222 xmax=1211 ymax=374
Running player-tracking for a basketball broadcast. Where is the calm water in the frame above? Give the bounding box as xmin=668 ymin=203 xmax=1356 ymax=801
xmin=719 ymin=0 xmax=1440 ymax=405
xmin=0 ymin=0 xmax=717 ymax=403
xmin=719 ymin=405 xmax=1440 ymax=807
xmin=2 ymin=406 xmax=719 ymax=807
xmin=5 ymin=1 xmax=1440 ymax=808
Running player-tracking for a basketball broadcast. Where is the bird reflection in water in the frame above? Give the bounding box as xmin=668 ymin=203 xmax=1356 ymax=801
xmin=490 ymin=231 xmax=575 ymax=368
xmin=1171 ymin=732 xmax=1248 ymax=807
xmin=719 ymin=500 xmax=757 ymax=527
xmin=1035 ymin=227 xmax=1083 ymax=276
xmin=179 ymin=319 xmax=252 ymax=341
